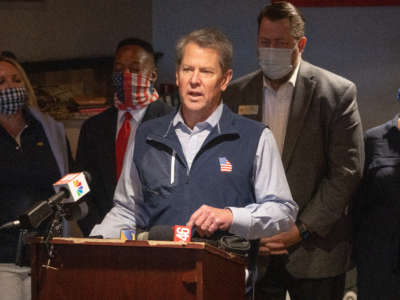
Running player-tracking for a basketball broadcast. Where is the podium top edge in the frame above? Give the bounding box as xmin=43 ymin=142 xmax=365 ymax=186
xmin=29 ymin=237 xmax=246 ymax=264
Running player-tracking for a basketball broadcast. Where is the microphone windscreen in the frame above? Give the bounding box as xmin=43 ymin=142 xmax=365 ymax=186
xmin=20 ymin=201 xmax=53 ymax=229
xmin=136 ymin=230 xmax=149 ymax=241
xmin=147 ymin=225 xmax=174 ymax=241
xmin=63 ymin=202 xmax=88 ymax=221
xmin=218 ymin=235 xmax=251 ymax=257
xmin=191 ymin=237 xmax=218 ymax=247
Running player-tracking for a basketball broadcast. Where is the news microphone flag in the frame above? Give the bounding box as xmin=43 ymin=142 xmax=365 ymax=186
xmin=173 ymin=225 xmax=191 ymax=242
xmin=53 ymin=172 xmax=90 ymax=203
xmin=120 ymin=229 xmax=136 ymax=241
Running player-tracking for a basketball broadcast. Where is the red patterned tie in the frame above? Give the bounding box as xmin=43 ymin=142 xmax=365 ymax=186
xmin=115 ymin=112 xmax=132 ymax=181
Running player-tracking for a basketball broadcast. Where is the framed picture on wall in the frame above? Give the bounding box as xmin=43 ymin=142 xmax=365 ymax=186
xmin=271 ymin=0 xmax=400 ymax=6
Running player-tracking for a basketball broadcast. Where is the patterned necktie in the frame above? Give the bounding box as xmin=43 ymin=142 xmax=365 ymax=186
xmin=115 ymin=112 xmax=132 ymax=181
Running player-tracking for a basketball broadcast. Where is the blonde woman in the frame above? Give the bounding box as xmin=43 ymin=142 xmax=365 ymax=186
xmin=0 ymin=56 xmax=71 ymax=300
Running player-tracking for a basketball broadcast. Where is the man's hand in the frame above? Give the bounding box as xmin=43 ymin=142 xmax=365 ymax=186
xmin=186 ymin=205 xmax=233 ymax=237
xmin=258 ymin=224 xmax=301 ymax=255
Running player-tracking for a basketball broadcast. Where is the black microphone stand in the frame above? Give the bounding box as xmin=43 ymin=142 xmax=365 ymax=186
xmin=43 ymin=202 xmax=65 ymax=268
xmin=3 ymin=201 xmax=67 ymax=267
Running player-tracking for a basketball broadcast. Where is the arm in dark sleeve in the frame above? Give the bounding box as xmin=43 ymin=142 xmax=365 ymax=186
xmin=75 ymin=121 xmax=102 ymax=236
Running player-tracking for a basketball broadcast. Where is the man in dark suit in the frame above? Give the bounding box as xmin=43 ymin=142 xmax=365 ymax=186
xmin=75 ymin=38 xmax=173 ymax=236
xmin=223 ymin=2 xmax=364 ymax=300
xmin=353 ymin=114 xmax=400 ymax=300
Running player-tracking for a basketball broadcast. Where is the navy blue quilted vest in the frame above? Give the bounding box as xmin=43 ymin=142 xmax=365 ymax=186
xmin=133 ymin=105 xmax=265 ymax=228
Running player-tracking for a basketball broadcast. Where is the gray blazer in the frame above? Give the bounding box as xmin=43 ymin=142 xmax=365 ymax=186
xmin=224 ymin=60 xmax=364 ymax=278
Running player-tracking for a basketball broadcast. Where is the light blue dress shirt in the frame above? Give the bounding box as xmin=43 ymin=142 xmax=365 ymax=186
xmin=91 ymin=103 xmax=298 ymax=239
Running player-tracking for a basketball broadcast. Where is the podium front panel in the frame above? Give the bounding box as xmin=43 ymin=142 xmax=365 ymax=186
xmin=30 ymin=238 xmax=246 ymax=300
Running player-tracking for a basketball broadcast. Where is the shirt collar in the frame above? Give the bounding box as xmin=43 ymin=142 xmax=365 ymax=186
xmin=172 ymin=102 xmax=224 ymax=131
xmin=117 ymin=106 xmax=148 ymax=124
xmin=263 ymin=59 xmax=301 ymax=90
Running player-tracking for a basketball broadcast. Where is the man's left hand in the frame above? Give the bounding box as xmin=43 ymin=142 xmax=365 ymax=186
xmin=186 ymin=205 xmax=233 ymax=237
xmin=258 ymin=224 xmax=301 ymax=255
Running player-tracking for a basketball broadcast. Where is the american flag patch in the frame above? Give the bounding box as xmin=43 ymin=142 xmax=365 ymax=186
xmin=219 ymin=157 xmax=232 ymax=172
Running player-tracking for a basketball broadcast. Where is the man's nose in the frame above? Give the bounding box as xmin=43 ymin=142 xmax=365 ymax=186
xmin=189 ymin=70 xmax=201 ymax=85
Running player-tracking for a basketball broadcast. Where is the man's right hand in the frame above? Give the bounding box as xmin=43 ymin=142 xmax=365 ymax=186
xmin=186 ymin=205 xmax=233 ymax=237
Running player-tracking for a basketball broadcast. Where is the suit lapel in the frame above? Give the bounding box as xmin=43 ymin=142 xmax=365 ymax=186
xmin=282 ymin=62 xmax=316 ymax=170
xmin=243 ymin=71 xmax=264 ymax=122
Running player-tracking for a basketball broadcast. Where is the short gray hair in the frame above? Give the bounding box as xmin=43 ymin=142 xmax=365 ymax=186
xmin=176 ymin=28 xmax=233 ymax=73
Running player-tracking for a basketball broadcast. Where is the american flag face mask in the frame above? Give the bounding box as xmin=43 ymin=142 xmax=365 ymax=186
xmin=0 ymin=87 xmax=27 ymax=115
xmin=112 ymin=72 xmax=159 ymax=110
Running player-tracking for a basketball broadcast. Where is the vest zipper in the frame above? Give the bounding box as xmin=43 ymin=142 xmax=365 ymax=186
xmin=186 ymin=166 xmax=190 ymax=183
xmin=170 ymin=149 xmax=176 ymax=185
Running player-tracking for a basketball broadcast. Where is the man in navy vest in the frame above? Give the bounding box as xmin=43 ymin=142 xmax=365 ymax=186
xmin=91 ymin=28 xmax=298 ymax=298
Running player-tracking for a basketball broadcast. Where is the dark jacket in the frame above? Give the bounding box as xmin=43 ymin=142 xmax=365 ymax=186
xmin=0 ymin=108 xmax=70 ymax=264
xmin=224 ymin=61 xmax=364 ymax=278
xmin=353 ymin=115 xmax=400 ymax=300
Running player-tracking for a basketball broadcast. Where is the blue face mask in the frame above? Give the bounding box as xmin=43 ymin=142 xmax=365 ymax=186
xmin=0 ymin=87 xmax=27 ymax=115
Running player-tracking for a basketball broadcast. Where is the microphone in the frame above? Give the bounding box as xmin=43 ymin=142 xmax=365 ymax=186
xmin=0 ymin=172 xmax=91 ymax=231
xmin=134 ymin=225 xmax=191 ymax=242
xmin=191 ymin=230 xmax=251 ymax=257
xmin=0 ymin=200 xmax=53 ymax=230
xmin=52 ymin=171 xmax=91 ymax=204
xmin=59 ymin=171 xmax=91 ymax=221
xmin=131 ymin=226 xmax=250 ymax=256
xmin=63 ymin=201 xmax=89 ymax=221
xmin=134 ymin=225 xmax=250 ymax=254
xmin=135 ymin=225 xmax=174 ymax=241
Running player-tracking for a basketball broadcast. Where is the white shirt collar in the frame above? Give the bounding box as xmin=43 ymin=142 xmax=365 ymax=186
xmin=117 ymin=106 xmax=148 ymax=125
xmin=172 ymin=102 xmax=223 ymax=130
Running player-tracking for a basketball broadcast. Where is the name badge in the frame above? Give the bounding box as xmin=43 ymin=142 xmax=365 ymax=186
xmin=238 ymin=105 xmax=259 ymax=115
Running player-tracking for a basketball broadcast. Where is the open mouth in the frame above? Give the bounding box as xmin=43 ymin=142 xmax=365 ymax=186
xmin=188 ymin=91 xmax=203 ymax=98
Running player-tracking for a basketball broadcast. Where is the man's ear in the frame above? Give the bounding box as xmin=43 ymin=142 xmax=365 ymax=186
xmin=150 ymin=68 xmax=158 ymax=82
xmin=298 ymin=37 xmax=307 ymax=54
xmin=220 ymin=69 xmax=233 ymax=91
xmin=175 ymin=68 xmax=180 ymax=87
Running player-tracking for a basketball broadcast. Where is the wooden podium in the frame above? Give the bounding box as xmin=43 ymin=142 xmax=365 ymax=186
xmin=29 ymin=237 xmax=246 ymax=300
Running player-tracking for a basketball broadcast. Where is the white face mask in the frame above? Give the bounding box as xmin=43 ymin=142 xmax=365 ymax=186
xmin=258 ymin=47 xmax=294 ymax=80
